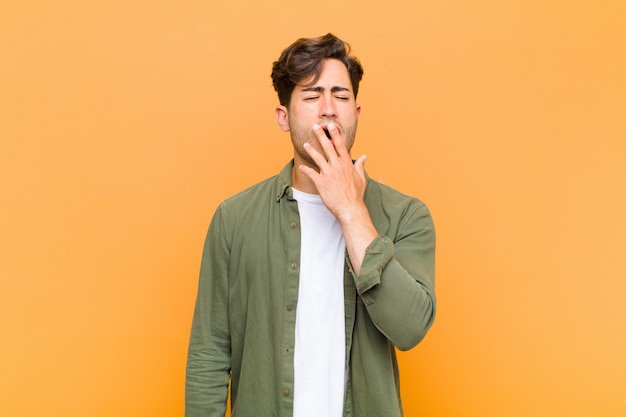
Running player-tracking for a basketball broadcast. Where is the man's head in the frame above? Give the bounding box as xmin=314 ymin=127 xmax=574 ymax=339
xmin=271 ymin=33 xmax=364 ymax=108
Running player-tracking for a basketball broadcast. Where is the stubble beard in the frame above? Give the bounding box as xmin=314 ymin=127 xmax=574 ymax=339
xmin=289 ymin=120 xmax=358 ymax=170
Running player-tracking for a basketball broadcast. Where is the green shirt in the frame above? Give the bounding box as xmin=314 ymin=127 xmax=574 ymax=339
xmin=186 ymin=161 xmax=436 ymax=417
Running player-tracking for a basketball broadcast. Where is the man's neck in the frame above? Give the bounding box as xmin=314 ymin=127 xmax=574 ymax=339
xmin=291 ymin=160 xmax=319 ymax=195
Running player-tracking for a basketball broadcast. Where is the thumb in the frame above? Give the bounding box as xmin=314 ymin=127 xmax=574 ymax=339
xmin=354 ymin=154 xmax=367 ymax=174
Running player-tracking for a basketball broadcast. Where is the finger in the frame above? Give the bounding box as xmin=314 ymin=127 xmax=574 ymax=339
xmin=298 ymin=163 xmax=320 ymax=181
xmin=353 ymin=154 xmax=367 ymax=180
xmin=325 ymin=122 xmax=349 ymax=156
xmin=302 ymin=142 xmax=329 ymax=169
xmin=354 ymin=154 xmax=367 ymax=174
xmin=313 ymin=123 xmax=340 ymax=162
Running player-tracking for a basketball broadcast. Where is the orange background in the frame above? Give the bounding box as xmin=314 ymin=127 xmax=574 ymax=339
xmin=1 ymin=1 xmax=625 ymax=416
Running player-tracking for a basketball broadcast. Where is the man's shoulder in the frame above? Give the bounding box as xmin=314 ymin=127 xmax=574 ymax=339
xmin=224 ymin=175 xmax=278 ymax=205
xmin=219 ymin=161 xmax=293 ymax=212
xmin=365 ymin=178 xmax=434 ymax=234
xmin=365 ymin=177 xmax=427 ymax=210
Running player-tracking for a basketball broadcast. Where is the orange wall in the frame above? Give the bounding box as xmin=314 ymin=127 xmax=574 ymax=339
xmin=1 ymin=1 xmax=625 ymax=416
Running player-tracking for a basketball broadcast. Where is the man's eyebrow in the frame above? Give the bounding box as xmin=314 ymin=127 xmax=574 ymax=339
xmin=301 ymin=86 xmax=351 ymax=93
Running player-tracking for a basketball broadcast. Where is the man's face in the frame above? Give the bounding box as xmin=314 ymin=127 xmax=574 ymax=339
xmin=276 ymin=58 xmax=361 ymax=170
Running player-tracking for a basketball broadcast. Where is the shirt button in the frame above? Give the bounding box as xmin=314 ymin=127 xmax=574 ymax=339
xmin=290 ymin=221 xmax=297 ymax=229
xmin=287 ymin=305 xmax=294 ymax=311
xmin=290 ymin=263 xmax=298 ymax=270
xmin=283 ymin=389 xmax=290 ymax=396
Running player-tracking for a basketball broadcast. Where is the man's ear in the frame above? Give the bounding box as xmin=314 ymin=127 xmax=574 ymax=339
xmin=275 ymin=105 xmax=290 ymax=132
xmin=356 ymin=104 xmax=362 ymax=118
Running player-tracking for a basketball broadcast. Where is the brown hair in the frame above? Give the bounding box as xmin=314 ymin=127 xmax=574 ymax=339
xmin=271 ymin=33 xmax=364 ymax=107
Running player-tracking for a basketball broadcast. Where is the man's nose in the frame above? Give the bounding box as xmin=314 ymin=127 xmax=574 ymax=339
xmin=319 ymin=95 xmax=337 ymax=119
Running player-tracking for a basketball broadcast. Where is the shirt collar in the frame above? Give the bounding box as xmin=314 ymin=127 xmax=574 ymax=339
xmin=274 ymin=159 xmax=372 ymax=203
xmin=275 ymin=160 xmax=295 ymax=202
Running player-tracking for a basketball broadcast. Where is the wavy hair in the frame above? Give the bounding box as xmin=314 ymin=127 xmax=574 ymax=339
xmin=271 ymin=33 xmax=364 ymax=107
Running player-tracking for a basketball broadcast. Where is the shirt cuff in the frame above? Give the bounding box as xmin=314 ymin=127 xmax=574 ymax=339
xmin=351 ymin=235 xmax=394 ymax=305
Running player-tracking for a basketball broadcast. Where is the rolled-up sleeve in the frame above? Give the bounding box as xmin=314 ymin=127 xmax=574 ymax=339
xmin=349 ymin=202 xmax=436 ymax=351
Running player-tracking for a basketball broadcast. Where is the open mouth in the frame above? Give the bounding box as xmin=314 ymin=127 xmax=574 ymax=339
xmin=323 ymin=129 xmax=332 ymax=140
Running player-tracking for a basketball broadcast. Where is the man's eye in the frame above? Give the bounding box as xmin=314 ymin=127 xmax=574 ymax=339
xmin=336 ymin=96 xmax=349 ymax=101
xmin=304 ymin=96 xmax=319 ymax=101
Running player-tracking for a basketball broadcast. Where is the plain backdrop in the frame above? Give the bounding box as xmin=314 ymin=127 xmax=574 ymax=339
xmin=1 ymin=1 xmax=625 ymax=416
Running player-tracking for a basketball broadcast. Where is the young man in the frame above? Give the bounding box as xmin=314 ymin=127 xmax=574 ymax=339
xmin=186 ymin=33 xmax=436 ymax=417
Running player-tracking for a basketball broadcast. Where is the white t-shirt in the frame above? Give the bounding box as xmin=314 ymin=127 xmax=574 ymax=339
xmin=292 ymin=188 xmax=346 ymax=417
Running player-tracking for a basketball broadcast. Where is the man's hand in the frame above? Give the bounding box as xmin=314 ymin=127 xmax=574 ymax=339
xmin=299 ymin=122 xmax=379 ymax=276
xmin=299 ymin=122 xmax=366 ymax=219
